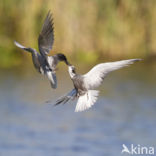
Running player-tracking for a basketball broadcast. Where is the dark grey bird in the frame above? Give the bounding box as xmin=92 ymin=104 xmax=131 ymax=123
xmin=54 ymin=59 xmax=141 ymax=112
xmin=14 ymin=11 xmax=69 ymax=89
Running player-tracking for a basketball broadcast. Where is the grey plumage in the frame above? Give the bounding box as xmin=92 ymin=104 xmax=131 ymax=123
xmin=54 ymin=59 xmax=142 ymax=112
xmin=38 ymin=11 xmax=54 ymax=56
xmin=14 ymin=11 xmax=69 ymax=89
xmin=54 ymin=89 xmax=77 ymax=105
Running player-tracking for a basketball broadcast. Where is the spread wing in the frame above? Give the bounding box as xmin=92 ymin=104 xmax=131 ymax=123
xmin=38 ymin=11 xmax=54 ymax=56
xmin=83 ymin=59 xmax=142 ymax=89
xmin=54 ymin=89 xmax=77 ymax=105
xmin=14 ymin=41 xmax=35 ymax=53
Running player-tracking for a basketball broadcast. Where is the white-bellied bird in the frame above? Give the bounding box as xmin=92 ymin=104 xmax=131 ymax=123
xmin=54 ymin=59 xmax=141 ymax=112
xmin=14 ymin=11 xmax=69 ymax=89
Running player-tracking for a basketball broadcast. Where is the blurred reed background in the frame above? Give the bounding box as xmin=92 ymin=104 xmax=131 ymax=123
xmin=1 ymin=1 xmax=156 ymax=155
xmin=0 ymin=0 xmax=156 ymax=69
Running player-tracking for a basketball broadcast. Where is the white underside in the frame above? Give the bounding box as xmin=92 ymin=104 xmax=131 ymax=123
xmin=46 ymin=71 xmax=57 ymax=89
xmin=75 ymin=90 xmax=99 ymax=112
xmin=47 ymin=56 xmax=55 ymax=69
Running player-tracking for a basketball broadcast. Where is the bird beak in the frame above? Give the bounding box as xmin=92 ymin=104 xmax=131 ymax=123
xmin=65 ymin=60 xmax=70 ymax=65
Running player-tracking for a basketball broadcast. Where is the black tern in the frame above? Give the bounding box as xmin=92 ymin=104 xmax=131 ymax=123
xmin=14 ymin=11 xmax=69 ymax=89
xmin=54 ymin=59 xmax=141 ymax=112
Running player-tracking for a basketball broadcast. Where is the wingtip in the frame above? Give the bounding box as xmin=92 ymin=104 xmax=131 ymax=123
xmin=45 ymin=100 xmax=58 ymax=109
xmin=136 ymin=58 xmax=143 ymax=61
xmin=133 ymin=58 xmax=143 ymax=63
xmin=47 ymin=10 xmax=52 ymax=15
xmin=45 ymin=100 xmax=51 ymax=103
xmin=130 ymin=58 xmax=143 ymax=63
xmin=53 ymin=100 xmax=63 ymax=106
xmin=14 ymin=40 xmax=20 ymax=47
xmin=14 ymin=40 xmax=18 ymax=45
xmin=14 ymin=41 xmax=25 ymax=49
xmin=46 ymin=10 xmax=53 ymax=21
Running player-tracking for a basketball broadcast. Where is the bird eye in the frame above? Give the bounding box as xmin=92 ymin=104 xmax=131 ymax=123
xmin=72 ymin=69 xmax=75 ymax=73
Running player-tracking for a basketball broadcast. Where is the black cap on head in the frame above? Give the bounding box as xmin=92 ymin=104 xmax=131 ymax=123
xmin=57 ymin=53 xmax=70 ymax=65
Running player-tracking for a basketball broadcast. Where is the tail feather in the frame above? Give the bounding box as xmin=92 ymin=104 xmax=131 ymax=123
xmin=75 ymin=90 xmax=99 ymax=112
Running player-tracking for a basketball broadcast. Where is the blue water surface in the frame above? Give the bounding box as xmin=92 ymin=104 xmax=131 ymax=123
xmin=0 ymin=63 xmax=156 ymax=156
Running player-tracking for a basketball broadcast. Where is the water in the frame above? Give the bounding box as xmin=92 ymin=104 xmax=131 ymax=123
xmin=0 ymin=63 xmax=156 ymax=156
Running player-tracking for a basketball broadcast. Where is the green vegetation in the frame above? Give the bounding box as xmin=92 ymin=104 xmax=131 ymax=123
xmin=0 ymin=0 xmax=156 ymax=68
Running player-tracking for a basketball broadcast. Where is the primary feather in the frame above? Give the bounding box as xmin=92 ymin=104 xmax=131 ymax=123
xmin=38 ymin=11 xmax=54 ymax=56
xmin=83 ymin=59 xmax=141 ymax=90
xmin=54 ymin=89 xmax=77 ymax=105
xmin=14 ymin=41 xmax=35 ymax=53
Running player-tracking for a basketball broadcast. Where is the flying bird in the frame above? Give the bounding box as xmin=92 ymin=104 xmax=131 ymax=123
xmin=14 ymin=11 xmax=69 ymax=89
xmin=54 ymin=59 xmax=141 ymax=112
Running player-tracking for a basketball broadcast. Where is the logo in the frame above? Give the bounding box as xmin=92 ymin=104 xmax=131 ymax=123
xmin=121 ymin=144 xmax=154 ymax=155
